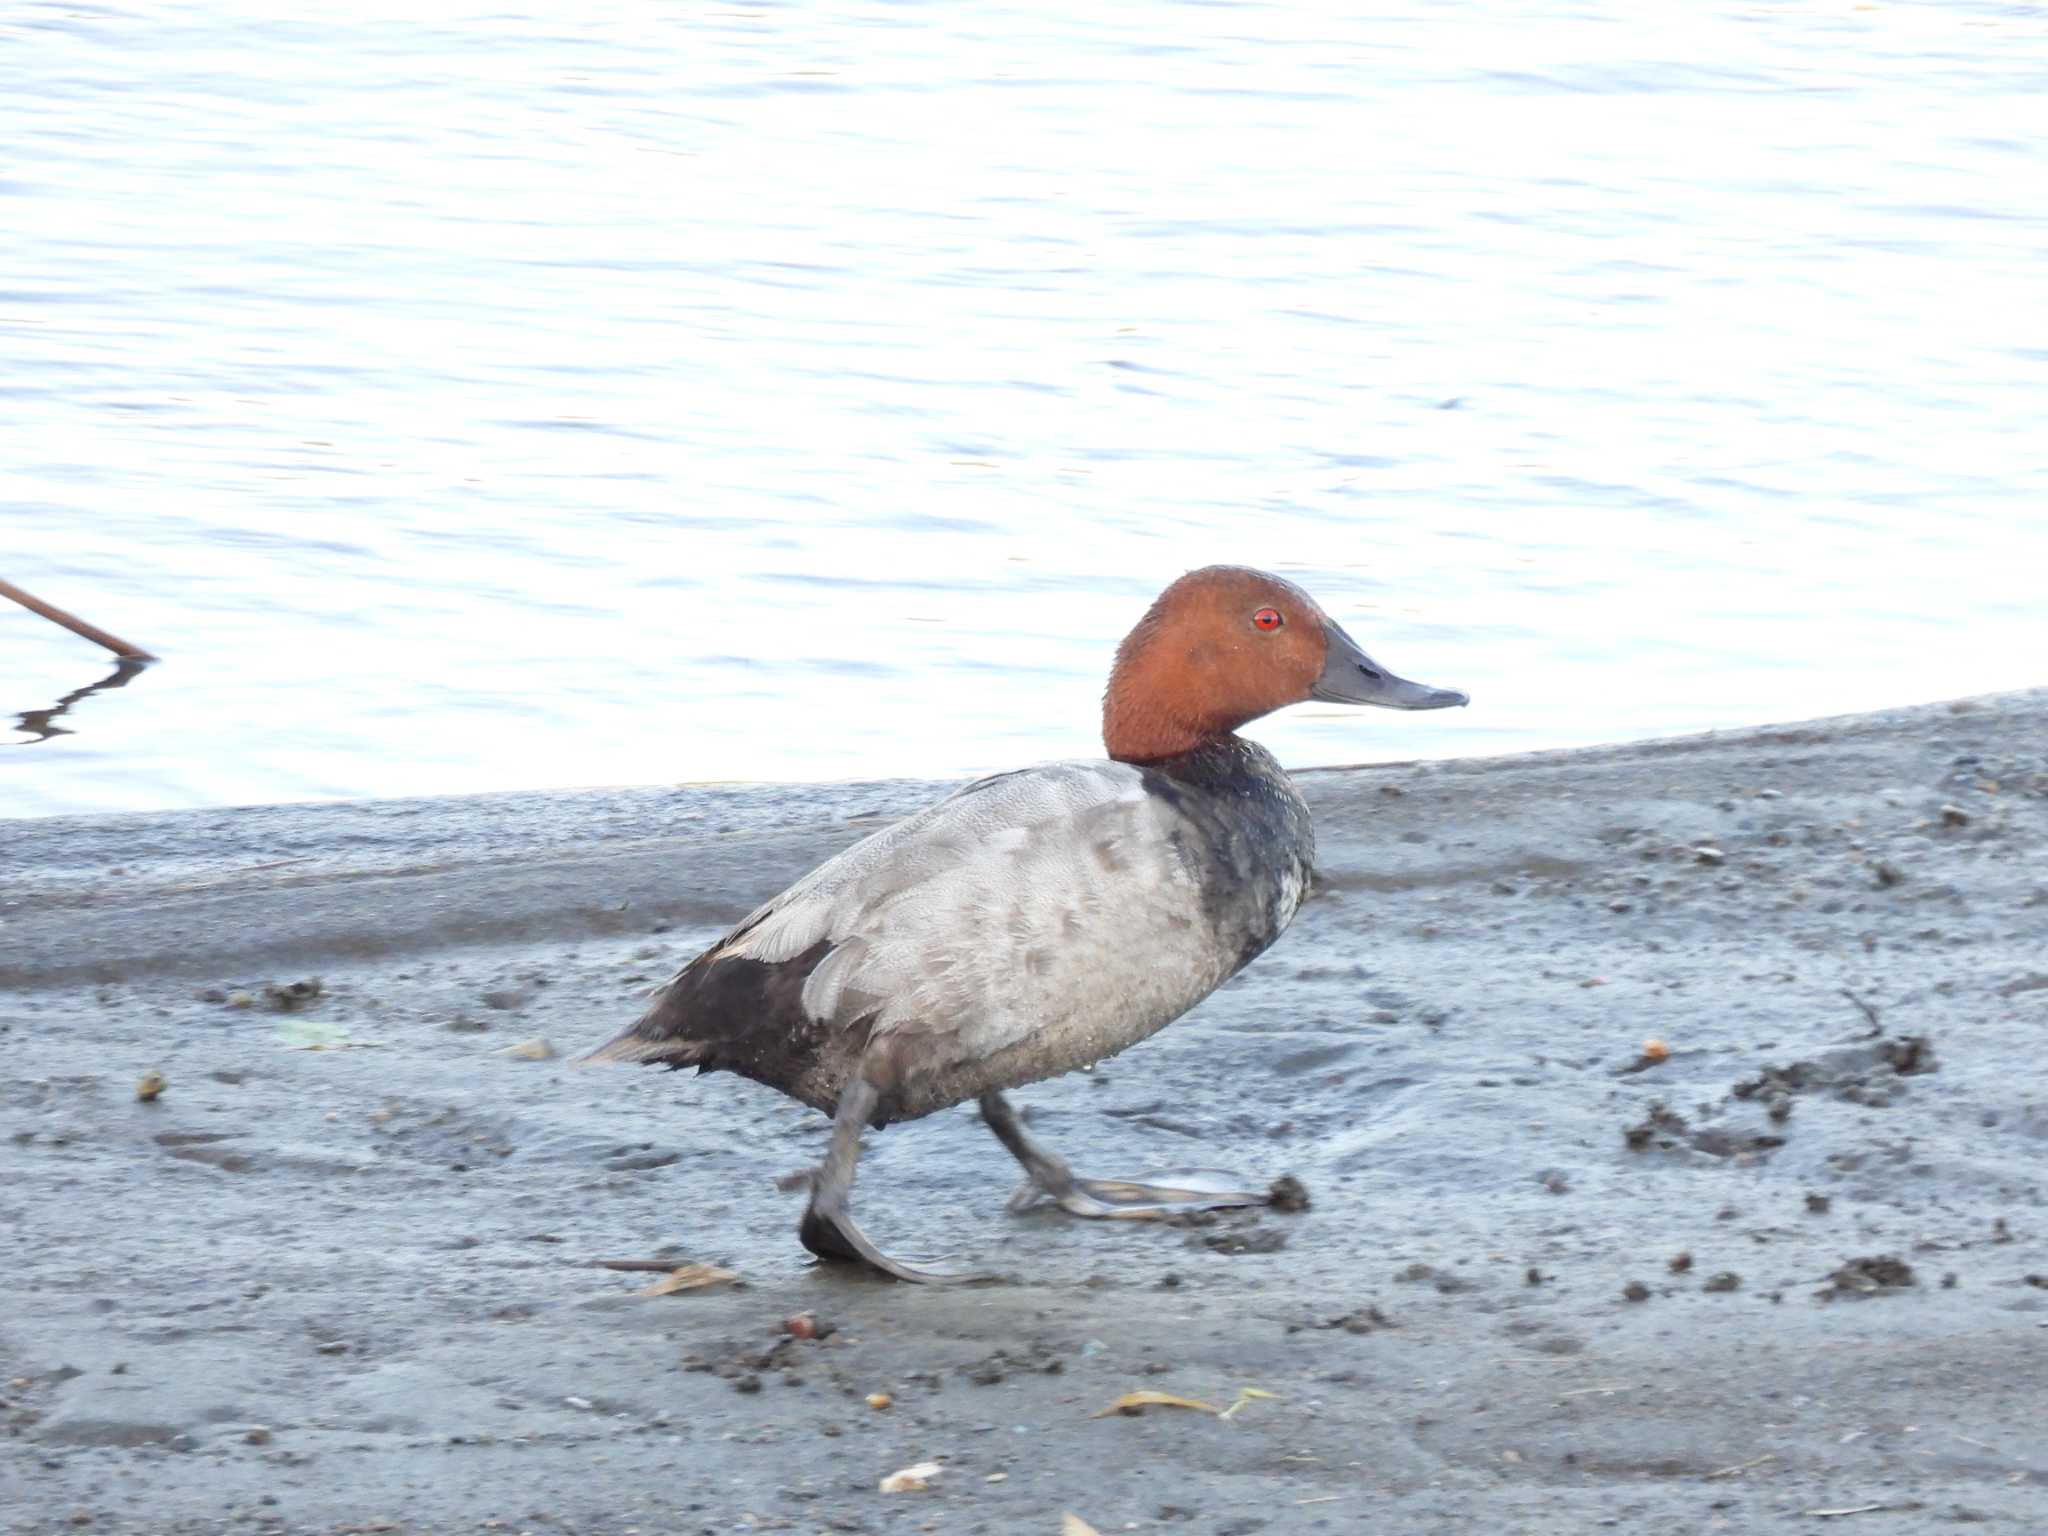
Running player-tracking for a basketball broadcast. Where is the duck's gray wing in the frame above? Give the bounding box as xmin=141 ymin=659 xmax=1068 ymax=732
xmin=588 ymin=761 xmax=1255 ymax=1118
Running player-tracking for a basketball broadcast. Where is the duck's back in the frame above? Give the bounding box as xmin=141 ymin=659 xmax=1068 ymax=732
xmin=592 ymin=739 xmax=1313 ymax=1123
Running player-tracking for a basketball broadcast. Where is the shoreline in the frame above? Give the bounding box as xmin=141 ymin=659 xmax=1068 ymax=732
xmin=4 ymin=686 xmax=2046 ymax=1533
xmin=8 ymin=688 xmax=2044 ymax=989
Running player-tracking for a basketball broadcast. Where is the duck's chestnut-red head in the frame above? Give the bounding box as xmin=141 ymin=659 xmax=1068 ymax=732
xmin=1101 ymin=566 xmax=1466 ymax=763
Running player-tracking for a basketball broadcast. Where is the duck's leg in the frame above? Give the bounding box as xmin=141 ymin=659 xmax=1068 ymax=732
xmin=979 ymin=1090 xmax=1272 ymax=1220
xmin=793 ymin=1076 xmax=990 ymax=1285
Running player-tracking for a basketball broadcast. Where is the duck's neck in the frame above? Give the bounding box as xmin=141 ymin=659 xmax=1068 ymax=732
xmin=1102 ymin=628 xmax=1267 ymax=762
xmin=1103 ymin=697 xmax=1252 ymax=764
xmin=1106 ymin=723 xmax=1230 ymax=766
xmin=1113 ymin=733 xmax=1290 ymax=790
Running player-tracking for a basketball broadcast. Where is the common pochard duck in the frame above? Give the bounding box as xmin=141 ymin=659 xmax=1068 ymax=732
xmin=589 ymin=566 xmax=1466 ymax=1281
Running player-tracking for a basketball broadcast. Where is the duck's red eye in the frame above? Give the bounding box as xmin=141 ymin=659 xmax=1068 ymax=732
xmin=1252 ymin=607 xmax=1283 ymax=632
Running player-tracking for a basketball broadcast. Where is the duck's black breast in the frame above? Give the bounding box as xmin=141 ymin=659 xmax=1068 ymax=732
xmin=1136 ymin=735 xmax=1316 ymax=977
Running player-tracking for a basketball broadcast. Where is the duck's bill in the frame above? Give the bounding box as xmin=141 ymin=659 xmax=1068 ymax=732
xmin=1311 ymin=621 xmax=1469 ymax=711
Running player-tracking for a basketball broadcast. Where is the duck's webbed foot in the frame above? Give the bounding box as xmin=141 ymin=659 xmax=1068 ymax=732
xmin=979 ymin=1091 xmax=1273 ymax=1220
xmin=1008 ymin=1167 xmax=1275 ymax=1219
xmin=793 ymin=1077 xmax=992 ymax=1286
xmin=797 ymin=1197 xmax=982 ymax=1285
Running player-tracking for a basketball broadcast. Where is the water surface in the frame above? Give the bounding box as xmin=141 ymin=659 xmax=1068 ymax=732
xmin=4 ymin=1 xmax=2045 ymax=817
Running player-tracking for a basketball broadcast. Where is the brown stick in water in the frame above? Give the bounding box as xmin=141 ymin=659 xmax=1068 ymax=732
xmin=0 ymin=578 xmax=157 ymax=660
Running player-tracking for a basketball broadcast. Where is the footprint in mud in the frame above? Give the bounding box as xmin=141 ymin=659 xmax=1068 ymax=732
xmin=1734 ymin=1032 xmax=1938 ymax=1110
xmin=1394 ymin=1262 xmax=1478 ymax=1295
xmin=1623 ymin=1028 xmax=1942 ymax=1160
xmin=1621 ymin=1102 xmax=1783 ymax=1160
xmin=154 ymin=1130 xmax=257 ymax=1173
xmin=369 ymin=1103 xmax=520 ymax=1168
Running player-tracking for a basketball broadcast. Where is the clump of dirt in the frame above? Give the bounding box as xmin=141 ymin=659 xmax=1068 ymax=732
xmin=262 ymin=978 xmax=324 ymax=1011
xmin=680 ymin=1322 xmax=831 ymax=1387
xmin=1821 ymin=1255 xmax=1916 ymax=1299
xmin=1267 ymin=1174 xmax=1312 ymax=1213
xmin=957 ymin=1340 xmax=1066 ymax=1385
xmin=1624 ymin=1101 xmax=1690 ymax=1151
xmin=1686 ymin=1124 xmax=1787 ymax=1157
xmin=1194 ymin=1221 xmax=1289 ymax=1256
xmin=1289 ymin=1304 xmax=1393 ymax=1335
xmin=1878 ymin=1035 xmax=1937 ymax=1075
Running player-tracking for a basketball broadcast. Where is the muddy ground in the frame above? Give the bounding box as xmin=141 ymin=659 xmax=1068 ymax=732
xmin=4 ymin=691 xmax=2047 ymax=1535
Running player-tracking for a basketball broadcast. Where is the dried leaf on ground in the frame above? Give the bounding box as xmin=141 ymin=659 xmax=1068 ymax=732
xmin=1092 ymin=1389 xmax=1222 ymax=1418
xmin=1218 ymin=1386 xmax=1280 ymax=1420
xmin=497 ymin=1037 xmax=556 ymax=1061
xmin=1062 ymin=1516 xmax=1103 ymax=1536
xmin=878 ymin=1461 xmax=941 ymax=1493
xmin=275 ymin=1019 xmax=351 ymax=1049
xmin=634 ymin=1262 xmax=738 ymax=1296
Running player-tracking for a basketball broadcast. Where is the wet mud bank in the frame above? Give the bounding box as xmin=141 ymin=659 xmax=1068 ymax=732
xmin=4 ymin=690 xmax=2047 ymax=1534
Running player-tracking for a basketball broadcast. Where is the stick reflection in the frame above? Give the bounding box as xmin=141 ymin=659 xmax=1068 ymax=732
xmin=9 ymin=656 xmax=152 ymax=745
